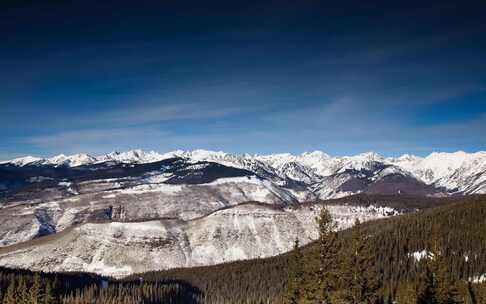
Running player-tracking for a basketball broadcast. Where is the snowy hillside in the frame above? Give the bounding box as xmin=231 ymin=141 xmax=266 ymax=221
xmin=0 ymin=202 xmax=398 ymax=277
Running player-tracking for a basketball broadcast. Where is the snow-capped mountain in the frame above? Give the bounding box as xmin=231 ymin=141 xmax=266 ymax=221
xmin=2 ymin=149 xmax=486 ymax=194
xmin=0 ymin=150 xmax=167 ymax=167
xmin=0 ymin=149 xmax=485 ymax=277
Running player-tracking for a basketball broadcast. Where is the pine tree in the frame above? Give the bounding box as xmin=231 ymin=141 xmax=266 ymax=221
xmin=16 ymin=277 xmax=30 ymax=304
xmin=287 ymin=239 xmax=305 ymax=304
xmin=434 ymin=253 xmax=462 ymax=304
xmin=430 ymin=225 xmax=462 ymax=304
xmin=30 ymin=272 xmax=43 ymax=304
xmin=341 ymin=219 xmax=380 ymax=304
xmin=416 ymin=223 xmax=463 ymax=304
xmin=416 ymin=261 xmax=438 ymax=304
xmin=310 ymin=206 xmax=338 ymax=303
xmin=2 ymin=279 xmax=16 ymax=304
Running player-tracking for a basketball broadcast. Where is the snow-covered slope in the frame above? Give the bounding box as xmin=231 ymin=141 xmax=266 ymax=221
xmin=0 ymin=150 xmax=171 ymax=168
xmin=0 ymin=156 xmax=43 ymax=166
xmin=0 ymin=202 xmax=398 ymax=277
xmin=387 ymin=151 xmax=486 ymax=193
xmin=95 ymin=149 xmax=172 ymax=164
xmin=388 ymin=151 xmax=471 ymax=184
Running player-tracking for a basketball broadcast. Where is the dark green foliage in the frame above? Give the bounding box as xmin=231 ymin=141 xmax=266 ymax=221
xmin=30 ymin=273 xmax=42 ymax=304
xmin=340 ymin=219 xmax=380 ymax=304
xmin=416 ymin=262 xmax=439 ymax=304
xmin=0 ymin=269 xmax=202 ymax=303
xmin=416 ymin=223 xmax=464 ymax=304
xmin=312 ymin=207 xmax=339 ymax=303
xmin=43 ymin=281 xmax=55 ymax=304
xmin=2 ymin=279 xmax=15 ymax=304
xmin=286 ymin=239 xmax=305 ymax=304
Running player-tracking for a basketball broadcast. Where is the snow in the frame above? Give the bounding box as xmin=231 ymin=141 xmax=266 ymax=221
xmin=58 ymin=182 xmax=79 ymax=195
xmin=4 ymin=149 xmax=486 ymax=277
xmin=143 ymin=174 xmax=172 ymax=183
xmin=0 ymin=217 xmax=43 ymax=246
xmin=80 ymin=221 xmax=167 ymax=237
xmin=1 ymin=149 xmax=170 ymax=168
xmin=28 ymin=176 xmax=54 ymax=183
xmin=408 ymin=250 xmax=430 ymax=261
xmin=3 ymin=149 xmax=486 ymax=195
xmin=47 ymin=153 xmax=96 ymax=167
xmin=0 ymin=201 xmax=401 ymax=277
xmin=96 ymin=149 xmax=168 ymax=164
xmin=203 ymin=175 xmax=262 ymax=186
xmin=0 ymin=156 xmax=42 ymax=166
xmin=470 ymin=274 xmax=486 ymax=284
xmin=117 ymin=183 xmax=183 ymax=195
xmin=62 ymin=255 xmax=134 ymax=278
xmin=387 ymin=151 xmax=486 ymax=186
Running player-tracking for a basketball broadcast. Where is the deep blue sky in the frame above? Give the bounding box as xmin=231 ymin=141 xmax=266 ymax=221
xmin=1 ymin=0 xmax=486 ymax=159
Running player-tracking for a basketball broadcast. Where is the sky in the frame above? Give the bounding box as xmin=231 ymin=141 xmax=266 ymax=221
xmin=1 ymin=0 xmax=486 ymax=159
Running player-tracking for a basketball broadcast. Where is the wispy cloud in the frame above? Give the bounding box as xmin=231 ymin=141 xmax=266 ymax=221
xmin=93 ymin=102 xmax=245 ymax=125
xmin=67 ymin=81 xmax=269 ymax=128
xmin=23 ymin=126 xmax=170 ymax=155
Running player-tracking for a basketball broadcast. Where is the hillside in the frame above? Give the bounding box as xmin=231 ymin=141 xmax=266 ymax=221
xmin=0 ymin=194 xmax=408 ymax=277
xmin=1 ymin=195 xmax=484 ymax=303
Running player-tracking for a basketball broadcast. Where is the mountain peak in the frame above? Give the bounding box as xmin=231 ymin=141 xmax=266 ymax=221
xmin=301 ymin=150 xmax=331 ymax=158
xmin=354 ymin=151 xmax=384 ymax=160
xmin=0 ymin=155 xmax=43 ymax=166
xmin=99 ymin=149 xmax=166 ymax=164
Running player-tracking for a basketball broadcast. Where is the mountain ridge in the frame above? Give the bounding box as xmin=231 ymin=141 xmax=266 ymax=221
xmin=3 ymin=149 xmax=485 ymax=194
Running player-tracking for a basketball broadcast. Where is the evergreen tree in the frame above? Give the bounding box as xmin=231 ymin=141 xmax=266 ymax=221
xmin=341 ymin=219 xmax=380 ymax=304
xmin=416 ymin=224 xmax=463 ymax=304
xmin=30 ymin=272 xmax=43 ymax=304
xmin=311 ymin=206 xmax=338 ymax=303
xmin=2 ymin=279 xmax=16 ymax=304
xmin=45 ymin=279 xmax=58 ymax=304
xmin=434 ymin=254 xmax=462 ymax=304
xmin=430 ymin=225 xmax=462 ymax=304
xmin=287 ymin=239 xmax=305 ymax=304
xmin=16 ymin=277 xmax=30 ymax=304
xmin=416 ymin=261 xmax=438 ymax=304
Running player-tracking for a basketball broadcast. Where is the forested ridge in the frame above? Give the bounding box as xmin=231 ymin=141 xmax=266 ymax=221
xmin=0 ymin=195 xmax=485 ymax=303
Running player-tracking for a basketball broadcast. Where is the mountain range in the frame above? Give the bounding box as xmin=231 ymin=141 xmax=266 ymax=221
xmin=3 ymin=149 xmax=486 ymax=195
xmin=0 ymin=149 xmax=484 ymax=277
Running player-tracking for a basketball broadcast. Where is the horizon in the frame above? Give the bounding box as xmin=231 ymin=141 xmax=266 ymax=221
xmin=2 ymin=1 xmax=485 ymax=159
xmin=3 ymin=147 xmax=486 ymax=163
